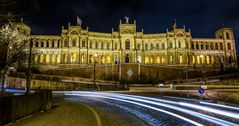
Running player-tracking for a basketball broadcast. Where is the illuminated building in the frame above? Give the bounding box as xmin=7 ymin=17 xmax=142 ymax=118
xmin=23 ymin=18 xmax=237 ymax=69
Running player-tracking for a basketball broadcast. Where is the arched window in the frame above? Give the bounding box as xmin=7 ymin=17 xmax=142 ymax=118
xmin=210 ymin=43 xmax=214 ymax=50
xmin=220 ymin=43 xmax=223 ymax=50
xmin=125 ymin=39 xmax=130 ymax=50
xmin=95 ymin=42 xmax=98 ymax=49
xmin=52 ymin=40 xmax=55 ymax=48
xmin=46 ymin=41 xmax=49 ymax=48
xmin=191 ymin=43 xmax=194 ymax=49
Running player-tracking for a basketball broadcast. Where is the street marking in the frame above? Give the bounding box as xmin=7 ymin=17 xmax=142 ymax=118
xmin=81 ymin=103 xmax=102 ymax=126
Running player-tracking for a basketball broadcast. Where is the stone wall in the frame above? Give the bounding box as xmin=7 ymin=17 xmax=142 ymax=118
xmin=5 ymin=77 xmax=127 ymax=91
xmin=43 ymin=64 xmax=204 ymax=83
xmin=0 ymin=90 xmax=52 ymax=125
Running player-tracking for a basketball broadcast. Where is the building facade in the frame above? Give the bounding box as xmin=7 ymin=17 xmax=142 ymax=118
xmin=27 ymin=19 xmax=237 ymax=69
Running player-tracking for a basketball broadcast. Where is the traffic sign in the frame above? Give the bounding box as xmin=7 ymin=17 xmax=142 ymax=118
xmin=198 ymin=88 xmax=205 ymax=95
xmin=127 ymin=69 xmax=133 ymax=77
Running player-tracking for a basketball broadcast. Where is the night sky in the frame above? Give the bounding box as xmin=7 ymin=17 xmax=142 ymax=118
xmin=25 ymin=0 xmax=239 ymax=42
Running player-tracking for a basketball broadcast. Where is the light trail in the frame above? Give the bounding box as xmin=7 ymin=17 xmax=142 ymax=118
xmin=65 ymin=93 xmax=203 ymax=126
xmin=179 ymin=102 xmax=239 ymax=120
xmin=200 ymin=101 xmax=239 ymax=111
xmin=65 ymin=91 xmax=239 ymax=126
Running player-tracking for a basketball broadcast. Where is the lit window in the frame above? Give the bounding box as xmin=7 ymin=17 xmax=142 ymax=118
xmin=137 ymin=44 xmax=141 ymax=50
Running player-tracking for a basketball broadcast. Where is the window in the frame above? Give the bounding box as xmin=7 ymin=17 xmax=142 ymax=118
xmin=150 ymin=43 xmax=154 ymax=50
xmin=162 ymin=43 xmax=165 ymax=50
xmin=101 ymin=43 xmax=104 ymax=49
xmin=196 ymin=43 xmax=199 ymax=49
xmin=57 ymin=40 xmax=60 ymax=48
xmin=64 ymin=39 xmax=68 ymax=47
xmin=72 ymin=39 xmax=76 ymax=47
xmin=156 ymin=43 xmax=159 ymax=50
xmin=46 ymin=41 xmax=49 ymax=48
xmin=90 ymin=42 xmax=92 ymax=48
xmin=95 ymin=42 xmax=98 ymax=49
xmin=178 ymin=41 xmax=181 ymax=48
xmin=125 ymin=39 xmax=130 ymax=50
xmin=205 ymin=43 xmax=208 ymax=50
xmin=107 ymin=43 xmax=110 ymax=49
xmin=41 ymin=42 xmax=44 ymax=47
xmin=210 ymin=43 xmax=213 ymax=50
xmin=200 ymin=43 xmax=204 ymax=50
xmin=169 ymin=42 xmax=173 ymax=49
xmin=145 ymin=44 xmax=148 ymax=50
xmin=185 ymin=42 xmax=188 ymax=49
xmin=52 ymin=41 xmax=55 ymax=48
xmin=215 ymin=43 xmax=218 ymax=50
xmin=137 ymin=44 xmax=141 ymax=50
xmin=228 ymin=43 xmax=231 ymax=50
xmin=82 ymin=40 xmax=86 ymax=47
xmin=220 ymin=43 xmax=223 ymax=50
xmin=226 ymin=32 xmax=230 ymax=40
xmin=115 ymin=43 xmax=117 ymax=50
xmin=35 ymin=42 xmax=39 ymax=47
xmin=191 ymin=43 xmax=194 ymax=50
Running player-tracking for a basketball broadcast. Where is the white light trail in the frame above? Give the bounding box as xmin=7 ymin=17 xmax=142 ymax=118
xmin=65 ymin=93 xmax=203 ymax=126
xmin=200 ymin=101 xmax=239 ymax=111
xmin=65 ymin=91 xmax=239 ymax=126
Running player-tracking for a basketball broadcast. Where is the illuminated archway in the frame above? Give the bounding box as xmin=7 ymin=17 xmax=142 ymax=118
xmin=101 ymin=55 xmax=106 ymax=64
xmin=162 ymin=56 xmax=166 ymax=64
xmin=52 ymin=54 xmax=55 ymax=63
xmin=179 ymin=54 xmax=183 ymax=64
xmin=40 ymin=54 xmax=44 ymax=63
xmin=71 ymin=53 xmax=77 ymax=63
xmin=56 ymin=54 xmax=61 ymax=63
xmin=156 ymin=56 xmax=160 ymax=64
xmin=46 ymin=54 xmax=50 ymax=63
xmin=192 ymin=55 xmax=196 ymax=64
xmin=206 ymin=55 xmax=210 ymax=64
xmin=145 ymin=56 xmax=149 ymax=64
xmin=106 ymin=56 xmax=111 ymax=63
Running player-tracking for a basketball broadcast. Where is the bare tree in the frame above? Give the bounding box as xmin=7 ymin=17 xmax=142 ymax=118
xmin=0 ymin=22 xmax=28 ymax=92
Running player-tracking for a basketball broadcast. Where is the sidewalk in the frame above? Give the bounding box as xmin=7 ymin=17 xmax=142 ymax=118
xmin=7 ymin=102 xmax=98 ymax=126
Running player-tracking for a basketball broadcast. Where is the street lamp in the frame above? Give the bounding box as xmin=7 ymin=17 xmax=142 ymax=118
xmin=93 ymin=54 xmax=98 ymax=90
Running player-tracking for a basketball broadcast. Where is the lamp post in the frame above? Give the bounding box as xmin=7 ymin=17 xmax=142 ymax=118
xmin=94 ymin=54 xmax=98 ymax=90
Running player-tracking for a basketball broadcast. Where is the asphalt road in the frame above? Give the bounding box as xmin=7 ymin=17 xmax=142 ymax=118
xmin=7 ymin=88 xmax=239 ymax=126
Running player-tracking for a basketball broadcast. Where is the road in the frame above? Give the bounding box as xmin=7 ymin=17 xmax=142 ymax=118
xmin=63 ymin=91 xmax=239 ymax=126
xmin=7 ymin=88 xmax=239 ymax=126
